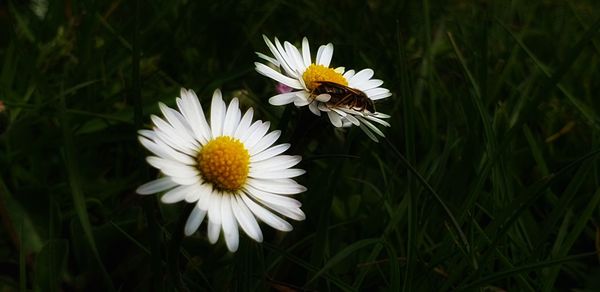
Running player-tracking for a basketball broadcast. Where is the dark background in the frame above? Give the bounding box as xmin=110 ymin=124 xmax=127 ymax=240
xmin=1 ymin=0 xmax=599 ymax=291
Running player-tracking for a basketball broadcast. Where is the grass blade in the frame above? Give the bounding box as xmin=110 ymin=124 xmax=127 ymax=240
xmin=457 ymin=252 xmax=598 ymax=291
xmin=59 ymin=87 xmax=115 ymax=291
xmin=263 ymin=242 xmax=355 ymax=291
xmin=542 ymin=188 xmax=600 ymax=291
xmin=385 ymin=138 xmax=471 ymax=258
xmin=307 ymin=238 xmax=381 ymax=285
xmin=497 ymin=16 xmax=600 ymax=129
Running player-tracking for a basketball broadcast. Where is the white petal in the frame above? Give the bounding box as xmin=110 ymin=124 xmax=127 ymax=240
xmin=151 ymin=115 xmax=197 ymax=154
xmin=207 ymin=191 xmax=222 ymax=225
xmin=232 ymin=195 xmax=263 ymax=242
xmin=273 ymin=37 xmax=298 ymax=76
xmin=155 ymin=139 xmax=197 ymax=165
xmin=284 ymin=41 xmax=306 ymax=73
xmin=210 ymin=89 xmax=226 ymax=138
xmin=237 ymin=120 xmax=263 ymax=144
xmin=266 ymin=204 xmax=306 ymax=221
xmin=161 ymin=184 xmax=195 ymax=204
xmin=138 ymin=129 xmax=157 ymax=140
xmin=358 ymin=79 xmax=384 ymax=91
xmin=246 ymin=178 xmax=307 ymax=195
xmin=234 ymin=108 xmax=254 ymax=139
xmin=146 ymin=156 xmax=199 ymax=179
xmin=244 ymin=121 xmax=270 ymax=149
xmin=332 ymin=108 xmax=347 ymax=117
xmin=255 ymin=63 xmax=303 ymax=89
xmin=308 ymin=102 xmax=321 ymax=116
xmin=153 ymin=125 xmax=197 ymax=156
xmin=364 ymin=87 xmax=390 ymax=98
xmin=357 ymin=116 xmax=385 ymax=137
xmin=195 ymin=184 xmax=213 ymax=210
xmin=296 ymin=91 xmax=311 ymax=102
xmin=315 ymin=94 xmax=331 ymax=102
xmin=364 ymin=115 xmax=391 ymax=127
xmin=220 ymin=196 xmax=239 ymax=252
xmin=139 ymin=136 xmax=195 ymax=165
xmin=222 ymin=97 xmax=242 ymax=137
xmin=158 ymin=103 xmax=198 ymax=147
xmin=136 ymin=177 xmax=178 ymax=195
xmin=301 ymin=37 xmax=311 ymax=67
xmin=207 ymin=220 xmax=220 ymax=244
xmin=184 ymin=204 xmax=207 ymax=236
xmin=358 ymin=121 xmax=379 ymax=142
xmin=178 ymin=88 xmax=212 ymax=144
xmin=318 ymin=103 xmax=331 ymax=112
xmin=269 ymin=92 xmax=298 ymax=106
xmin=256 ymin=52 xmax=279 ymax=66
xmin=317 ymin=43 xmax=334 ymax=67
xmin=249 ymin=130 xmax=280 ymax=156
xmin=349 ymin=69 xmax=374 ymax=84
xmin=249 ymin=168 xmax=305 ymax=179
xmin=153 ymin=109 xmax=197 ymax=147
xmin=282 ymin=42 xmax=300 ymax=70
xmin=184 ymin=182 xmax=205 ymax=203
xmin=342 ymin=113 xmax=360 ymax=126
xmin=343 ymin=69 xmax=356 ymax=79
xmin=262 ymin=35 xmax=296 ymax=77
xmin=244 ymin=185 xmax=302 ymax=208
xmin=374 ymin=112 xmax=391 ymax=119
xmin=170 ymin=176 xmax=200 ymax=186
xmin=293 ymin=97 xmax=310 ymax=107
xmin=250 ymin=143 xmax=290 ymax=162
xmin=207 ymin=192 xmax=222 ymax=244
xmin=298 ymin=77 xmax=309 ymax=91
xmin=369 ymin=92 xmax=392 ymax=101
xmin=240 ymin=194 xmax=292 ymax=232
xmin=327 ymin=111 xmax=343 ymax=127
xmin=250 ymin=155 xmax=301 ymax=171
xmin=342 ymin=108 xmax=363 ymax=116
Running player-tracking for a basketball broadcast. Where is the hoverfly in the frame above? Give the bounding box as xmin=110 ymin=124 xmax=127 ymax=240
xmin=310 ymin=81 xmax=375 ymax=113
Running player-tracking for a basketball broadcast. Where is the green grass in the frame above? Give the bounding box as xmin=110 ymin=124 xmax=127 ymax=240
xmin=1 ymin=0 xmax=600 ymax=291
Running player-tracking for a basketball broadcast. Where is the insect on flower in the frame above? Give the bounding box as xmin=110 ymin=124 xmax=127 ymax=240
xmin=255 ymin=36 xmax=392 ymax=141
xmin=310 ymin=81 xmax=375 ymax=113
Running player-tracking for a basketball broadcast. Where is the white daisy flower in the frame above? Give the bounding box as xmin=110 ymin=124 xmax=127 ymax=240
xmin=136 ymin=88 xmax=306 ymax=252
xmin=255 ymin=35 xmax=392 ymax=142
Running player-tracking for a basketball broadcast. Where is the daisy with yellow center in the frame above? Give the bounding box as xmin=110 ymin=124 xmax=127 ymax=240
xmin=255 ymin=35 xmax=392 ymax=142
xmin=136 ymin=88 xmax=306 ymax=252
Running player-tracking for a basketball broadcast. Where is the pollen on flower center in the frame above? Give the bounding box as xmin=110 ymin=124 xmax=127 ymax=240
xmin=302 ymin=64 xmax=347 ymax=90
xmin=197 ymin=136 xmax=250 ymax=192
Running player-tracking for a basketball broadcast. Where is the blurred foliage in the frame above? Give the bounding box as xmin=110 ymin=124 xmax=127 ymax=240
xmin=1 ymin=0 xmax=600 ymax=291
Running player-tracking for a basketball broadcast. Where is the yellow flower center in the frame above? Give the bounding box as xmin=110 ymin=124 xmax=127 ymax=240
xmin=197 ymin=136 xmax=250 ymax=192
xmin=302 ymin=64 xmax=347 ymax=90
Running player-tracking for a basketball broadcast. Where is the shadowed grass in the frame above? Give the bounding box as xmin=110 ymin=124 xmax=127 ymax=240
xmin=0 ymin=0 xmax=599 ymax=291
